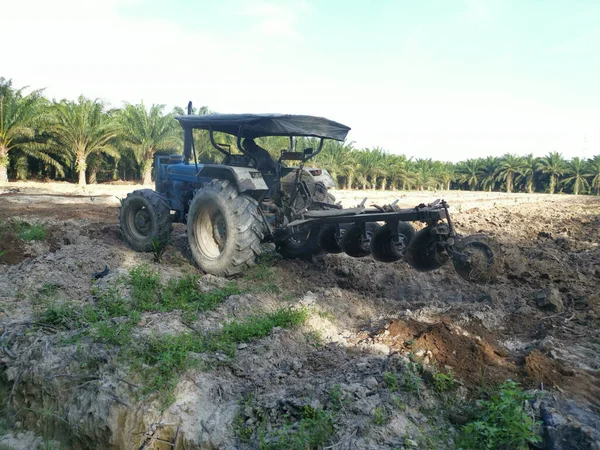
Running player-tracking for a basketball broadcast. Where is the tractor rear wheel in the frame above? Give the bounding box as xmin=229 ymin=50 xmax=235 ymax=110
xmin=187 ymin=180 xmax=263 ymax=276
xmin=120 ymin=189 xmax=172 ymax=252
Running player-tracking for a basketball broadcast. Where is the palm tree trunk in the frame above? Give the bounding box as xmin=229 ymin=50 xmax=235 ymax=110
xmin=0 ymin=145 xmax=9 ymax=183
xmin=78 ymin=169 xmax=86 ymax=186
xmin=15 ymin=155 xmax=28 ymax=180
xmin=142 ymin=166 xmax=153 ymax=185
xmin=88 ymin=168 xmax=97 ymax=185
xmin=141 ymin=157 xmax=153 ymax=185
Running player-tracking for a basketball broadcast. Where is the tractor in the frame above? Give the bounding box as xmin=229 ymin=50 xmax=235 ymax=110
xmin=119 ymin=102 xmax=495 ymax=280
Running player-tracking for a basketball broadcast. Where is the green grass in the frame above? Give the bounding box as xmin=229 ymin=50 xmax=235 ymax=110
xmin=384 ymin=371 xmax=399 ymax=391
xmin=35 ymin=265 xmax=307 ymax=409
xmin=129 ymin=264 xmax=161 ymax=310
xmin=456 ymin=380 xmax=542 ymax=450
xmin=129 ymin=266 xmax=240 ymax=316
xmin=161 ymin=275 xmax=240 ymax=316
xmin=132 ymin=307 xmax=308 ymax=406
xmin=150 ymin=237 xmax=167 ymax=263
xmin=373 ymin=406 xmax=389 ymax=425
xmin=5 ymin=219 xmax=47 ymax=241
xmin=402 ymin=362 xmax=422 ymax=395
xmin=431 ymin=369 xmax=457 ymax=393
xmin=259 ymin=406 xmax=334 ymax=450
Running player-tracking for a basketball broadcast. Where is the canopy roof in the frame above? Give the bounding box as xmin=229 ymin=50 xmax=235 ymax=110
xmin=175 ymin=114 xmax=351 ymax=141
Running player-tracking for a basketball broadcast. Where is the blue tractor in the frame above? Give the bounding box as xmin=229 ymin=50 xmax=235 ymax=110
xmin=119 ymin=102 xmax=495 ymax=280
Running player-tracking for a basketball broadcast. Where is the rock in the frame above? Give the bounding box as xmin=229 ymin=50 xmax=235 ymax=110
xmin=237 ymin=343 xmax=248 ymax=350
xmin=405 ymin=438 xmax=419 ymax=448
xmin=364 ymin=376 xmax=378 ymax=390
xmin=536 ymin=287 xmax=564 ymax=312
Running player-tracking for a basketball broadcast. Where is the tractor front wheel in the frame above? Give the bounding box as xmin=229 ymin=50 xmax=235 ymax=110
xmin=187 ymin=180 xmax=263 ymax=276
xmin=120 ymin=189 xmax=172 ymax=252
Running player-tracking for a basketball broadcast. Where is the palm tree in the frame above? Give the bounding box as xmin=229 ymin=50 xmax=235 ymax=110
xmin=516 ymin=154 xmax=538 ymax=193
xmin=456 ymin=159 xmax=483 ymax=190
xmin=354 ymin=148 xmax=385 ymax=189
xmin=480 ymin=156 xmax=500 ymax=192
xmin=387 ymin=154 xmax=412 ymax=190
xmin=412 ymin=158 xmax=436 ymax=191
xmin=562 ymin=157 xmax=591 ymax=195
xmin=0 ymin=78 xmax=62 ymax=183
xmin=538 ymin=152 xmax=567 ymax=194
xmin=437 ymin=162 xmax=455 ymax=191
xmin=118 ymin=103 xmax=182 ymax=185
xmin=588 ymin=155 xmax=600 ymax=195
xmin=314 ymin=140 xmax=356 ymax=189
xmin=45 ymin=96 xmax=120 ymax=186
xmin=495 ymin=153 xmax=523 ymax=193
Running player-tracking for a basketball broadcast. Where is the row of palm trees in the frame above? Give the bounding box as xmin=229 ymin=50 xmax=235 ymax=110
xmin=2 ymin=78 xmax=600 ymax=194
xmin=0 ymin=78 xmax=181 ymax=185
xmin=308 ymin=142 xmax=600 ymax=195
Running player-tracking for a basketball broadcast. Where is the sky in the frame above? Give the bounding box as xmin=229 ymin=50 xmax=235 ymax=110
xmin=3 ymin=0 xmax=600 ymax=161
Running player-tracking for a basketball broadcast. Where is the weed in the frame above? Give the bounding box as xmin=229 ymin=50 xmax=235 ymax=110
xmin=431 ymin=369 xmax=457 ymax=393
xmin=37 ymin=302 xmax=83 ymax=329
xmin=402 ymin=362 xmax=422 ymax=395
xmin=0 ymin=250 xmax=6 ymax=259
xmin=133 ymin=308 xmax=308 ymax=404
xmin=305 ymin=330 xmax=323 ymax=347
xmin=92 ymin=319 xmax=135 ymax=346
xmin=456 ymin=380 xmax=542 ymax=450
xmin=384 ymin=371 xmax=399 ymax=391
xmin=373 ymin=406 xmax=389 ymax=425
xmin=129 ymin=265 xmax=161 ymax=310
xmin=162 ymin=275 xmax=240 ymax=315
xmin=246 ymin=260 xmax=274 ymax=281
xmin=9 ymin=219 xmax=47 ymax=241
xmin=317 ymin=309 xmax=336 ymax=321
xmin=150 ymin=237 xmax=167 ymax=263
xmin=328 ymin=384 xmax=345 ymax=410
xmin=391 ymin=395 xmax=407 ymax=411
xmin=262 ymin=407 xmax=334 ymax=450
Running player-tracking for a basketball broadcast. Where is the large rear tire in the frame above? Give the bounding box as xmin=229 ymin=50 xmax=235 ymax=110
xmin=187 ymin=180 xmax=263 ymax=277
xmin=120 ymin=189 xmax=172 ymax=252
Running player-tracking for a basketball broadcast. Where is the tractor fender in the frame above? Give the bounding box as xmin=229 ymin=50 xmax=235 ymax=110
xmin=198 ymin=165 xmax=268 ymax=192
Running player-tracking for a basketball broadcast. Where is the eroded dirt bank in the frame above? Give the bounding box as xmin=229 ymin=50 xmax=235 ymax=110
xmin=0 ymin=183 xmax=599 ymax=449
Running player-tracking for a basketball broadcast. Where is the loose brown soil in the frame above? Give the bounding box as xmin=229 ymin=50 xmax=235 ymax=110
xmin=1 ymin=182 xmax=599 ymax=449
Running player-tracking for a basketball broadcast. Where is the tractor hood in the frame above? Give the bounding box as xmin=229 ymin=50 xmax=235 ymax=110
xmin=175 ymin=113 xmax=351 ymax=141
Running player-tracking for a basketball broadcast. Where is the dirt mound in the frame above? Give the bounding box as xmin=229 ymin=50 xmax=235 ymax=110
xmin=372 ymin=319 xmax=519 ymax=388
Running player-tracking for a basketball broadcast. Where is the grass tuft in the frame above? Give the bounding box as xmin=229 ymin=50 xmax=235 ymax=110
xmin=456 ymin=380 xmax=542 ymax=450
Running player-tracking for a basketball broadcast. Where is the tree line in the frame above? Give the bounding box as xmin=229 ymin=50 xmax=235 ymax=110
xmin=2 ymin=78 xmax=599 ymax=194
